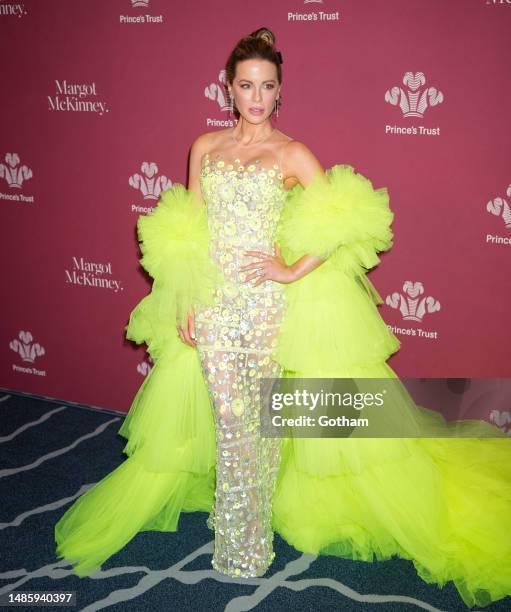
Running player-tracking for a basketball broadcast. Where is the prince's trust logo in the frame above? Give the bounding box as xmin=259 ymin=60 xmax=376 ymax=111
xmin=385 ymin=281 xmax=440 ymax=340
xmin=129 ymin=161 xmax=172 ymax=213
xmin=204 ymin=69 xmax=236 ymax=128
xmin=48 ymin=80 xmax=108 ymax=116
xmin=489 ymin=410 xmax=511 ymax=436
xmin=120 ymin=0 xmax=163 ymax=24
xmin=10 ymin=331 xmax=45 ymax=363
xmin=10 ymin=331 xmax=47 ymax=377
xmin=287 ymin=0 xmax=340 ymax=22
xmin=385 ymin=72 xmax=442 ymax=137
xmin=0 ymin=152 xmax=34 ymax=203
xmin=0 ymin=153 xmax=32 ymax=188
xmin=65 ymin=257 xmax=123 ymax=293
xmin=137 ymin=356 xmax=153 ymax=377
xmin=486 ymin=183 xmax=511 ymax=246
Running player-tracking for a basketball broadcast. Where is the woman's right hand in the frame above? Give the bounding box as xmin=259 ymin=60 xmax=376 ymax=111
xmin=177 ymin=309 xmax=197 ymax=347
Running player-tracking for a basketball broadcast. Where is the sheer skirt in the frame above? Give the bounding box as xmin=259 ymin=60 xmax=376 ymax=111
xmin=194 ymin=283 xmax=286 ymax=577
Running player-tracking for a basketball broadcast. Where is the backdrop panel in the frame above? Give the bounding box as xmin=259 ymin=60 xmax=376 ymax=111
xmin=1 ymin=0 xmax=510 ymax=418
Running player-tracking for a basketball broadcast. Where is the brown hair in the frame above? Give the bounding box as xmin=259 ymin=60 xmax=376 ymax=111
xmin=225 ymin=27 xmax=282 ymax=117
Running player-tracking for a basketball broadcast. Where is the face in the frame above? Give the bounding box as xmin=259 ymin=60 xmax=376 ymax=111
xmin=228 ymin=58 xmax=280 ymax=123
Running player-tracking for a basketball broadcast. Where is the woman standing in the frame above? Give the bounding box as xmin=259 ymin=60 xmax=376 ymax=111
xmin=55 ymin=27 xmax=511 ymax=608
xmin=181 ymin=27 xmax=328 ymax=577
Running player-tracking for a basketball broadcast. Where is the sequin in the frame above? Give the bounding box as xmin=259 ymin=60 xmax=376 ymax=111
xmin=232 ymin=398 xmax=245 ymax=416
xmin=195 ymin=150 xmax=287 ymax=578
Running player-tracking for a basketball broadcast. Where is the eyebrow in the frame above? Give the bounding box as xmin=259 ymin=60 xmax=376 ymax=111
xmin=237 ymin=79 xmax=276 ymax=83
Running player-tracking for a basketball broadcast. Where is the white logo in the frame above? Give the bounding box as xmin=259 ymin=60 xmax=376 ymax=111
xmin=385 ymin=72 xmax=444 ymax=118
xmin=122 ymin=0 xmax=163 ymax=24
xmin=204 ymin=69 xmax=231 ymax=113
xmin=129 ymin=161 xmax=172 ymax=200
xmin=386 ymin=281 xmax=441 ymax=322
xmin=489 ymin=410 xmax=511 ymax=436
xmin=0 ymin=153 xmax=33 ymax=188
xmin=487 ymin=184 xmax=511 ymax=229
xmin=10 ymin=331 xmax=45 ymax=363
xmin=288 ymin=1 xmax=340 ymax=22
xmin=137 ymin=356 xmax=153 ymax=376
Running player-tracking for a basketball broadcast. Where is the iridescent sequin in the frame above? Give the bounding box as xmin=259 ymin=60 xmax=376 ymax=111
xmin=195 ymin=152 xmax=287 ymax=578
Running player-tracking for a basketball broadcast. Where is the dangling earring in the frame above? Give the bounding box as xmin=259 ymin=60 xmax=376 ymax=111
xmin=227 ymin=90 xmax=235 ymax=119
xmin=273 ymin=97 xmax=280 ymax=117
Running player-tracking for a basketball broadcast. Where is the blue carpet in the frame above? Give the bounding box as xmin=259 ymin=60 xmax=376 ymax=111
xmin=0 ymin=389 xmax=509 ymax=611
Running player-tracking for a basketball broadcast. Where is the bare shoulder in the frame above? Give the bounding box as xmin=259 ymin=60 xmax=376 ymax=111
xmin=190 ymin=130 xmax=216 ymax=157
xmin=280 ymin=138 xmax=325 ymax=190
xmin=286 ymin=140 xmax=318 ymax=164
xmin=188 ymin=130 xmax=219 ymax=195
xmin=191 ymin=127 xmax=235 ymax=157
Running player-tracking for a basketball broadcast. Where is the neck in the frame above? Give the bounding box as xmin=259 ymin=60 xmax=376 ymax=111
xmin=232 ymin=118 xmax=274 ymax=145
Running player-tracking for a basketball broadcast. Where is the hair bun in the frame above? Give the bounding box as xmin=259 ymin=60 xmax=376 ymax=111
xmin=250 ymin=27 xmax=276 ymax=49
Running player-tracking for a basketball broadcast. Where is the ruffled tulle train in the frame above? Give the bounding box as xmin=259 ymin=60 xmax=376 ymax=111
xmin=54 ymin=339 xmax=511 ymax=608
xmin=274 ymin=363 xmax=511 ymax=609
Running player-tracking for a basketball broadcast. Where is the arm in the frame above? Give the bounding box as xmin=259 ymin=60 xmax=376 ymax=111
xmin=277 ymin=149 xmax=394 ymax=293
xmin=242 ymin=140 xmax=329 ymax=287
xmin=245 ymin=142 xmax=393 ymax=291
xmin=284 ymin=141 xmax=329 ymax=282
xmin=187 ymin=132 xmax=208 ymax=204
xmin=177 ymin=133 xmax=209 ymax=347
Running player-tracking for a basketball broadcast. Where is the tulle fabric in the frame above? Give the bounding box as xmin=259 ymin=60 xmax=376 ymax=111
xmin=54 ymin=166 xmax=511 ymax=608
xmin=55 ymin=348 xmax=216 ymax=578
xmin=276 ymin=164 xmax=394 ymax=278
xmin=118 ymin=347 xmax=216 ymax=474
xmin=273 ymin=412 xmax=511 ymax=609
xmin=126 ymin=182 xmax=224 ymax=349
xmin=55 ymin=314 xmax=511 ymax=606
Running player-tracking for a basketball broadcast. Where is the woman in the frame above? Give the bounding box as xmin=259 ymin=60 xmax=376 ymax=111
xmin=55 ymin=27 xmax=511 ymax=608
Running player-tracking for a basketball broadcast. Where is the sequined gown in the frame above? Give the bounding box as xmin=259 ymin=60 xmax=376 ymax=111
xmin=193 ymin=150 xmax=288 ymax=578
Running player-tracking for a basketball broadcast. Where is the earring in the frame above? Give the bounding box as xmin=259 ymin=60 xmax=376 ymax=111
xmin=273 ymin=97 xmax=280 ymax=117
xmin=228 ymin=92 xmax=237 ymax=119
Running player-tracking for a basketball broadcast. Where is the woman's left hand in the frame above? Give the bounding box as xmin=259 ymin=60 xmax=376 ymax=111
xmin=239 ymin=242 xmax=296 ymax=286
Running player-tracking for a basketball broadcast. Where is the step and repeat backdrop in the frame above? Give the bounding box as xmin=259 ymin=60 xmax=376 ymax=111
xmin=1 ymin=0 xmax=510 ymax=420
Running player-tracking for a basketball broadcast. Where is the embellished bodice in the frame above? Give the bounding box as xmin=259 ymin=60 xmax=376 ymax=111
xmin=199 ymin=152 xmax=288 ymax=287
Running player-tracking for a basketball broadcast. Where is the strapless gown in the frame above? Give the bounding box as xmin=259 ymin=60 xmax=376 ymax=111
xmin=193 ymin=152 xmax=288 ymax=577
xmin=54 ymin=152 xmax=511 ymax=610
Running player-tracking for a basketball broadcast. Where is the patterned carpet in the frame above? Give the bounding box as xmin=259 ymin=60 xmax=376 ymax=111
xmin=1 ymin=389 xmax=509 ymax=612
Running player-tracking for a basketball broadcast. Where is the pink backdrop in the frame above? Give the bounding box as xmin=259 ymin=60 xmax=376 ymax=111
xmin=1 ymin=0 xmax=510 ymax=417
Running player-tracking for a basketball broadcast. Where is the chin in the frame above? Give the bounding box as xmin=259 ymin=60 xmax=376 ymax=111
xmin=243 ymin=113 xmax=268 ymax=122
